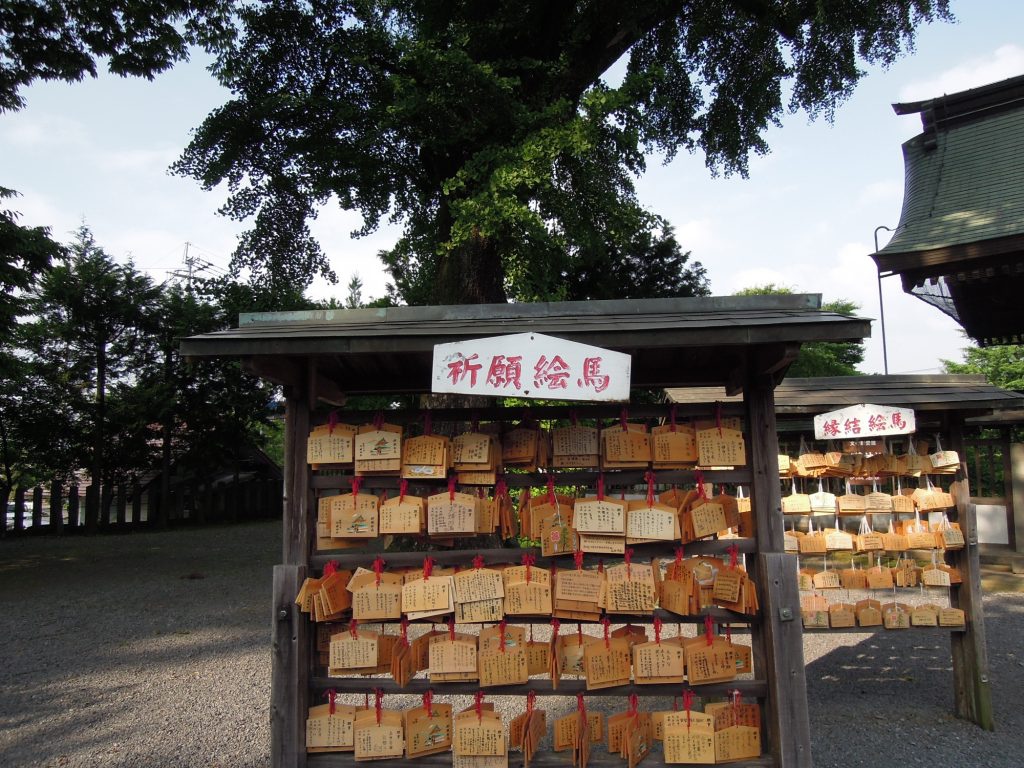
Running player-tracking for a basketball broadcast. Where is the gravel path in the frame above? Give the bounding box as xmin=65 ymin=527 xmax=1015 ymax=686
xmin=1 ymin=522 xmax=1020 ymax=767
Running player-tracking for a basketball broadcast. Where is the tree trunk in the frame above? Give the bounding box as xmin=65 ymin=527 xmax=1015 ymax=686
xmin=86 ymin=340 xmax=107 ymax=534
xmin=157 ymin=347 xmax=172 ymax=530
xmin=435 ymin=232 xmax=508 ymax=304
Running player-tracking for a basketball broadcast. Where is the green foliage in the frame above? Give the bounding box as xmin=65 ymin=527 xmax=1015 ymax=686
xmin=942 ymin=344 xmax=1024 ymax=391
xmin=174 ymin=0 xmax=949 ymax=304
xmin=734 ymin=284 xmax=864 ymax=377
xmin=19 ymin=226 xmax=163 ymax=489
xmin=0 ymin=0 xmax=236 ymax=112
xmin=0 ymin=187 xmax=63 ymax=336
xmin=1 ymin=226 xmax=286 ymax=498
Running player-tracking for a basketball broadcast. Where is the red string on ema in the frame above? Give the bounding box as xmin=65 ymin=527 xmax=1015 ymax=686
xmin=522 ymin=553 xmax=535 ymax=583
xmin=325 ymin=688 xmax=337 ymax=715
xmin=423 ymin=689 xmax=433 ymax=718
xmin=704 ymin=614 xmax=714 ymax=646
xmin=423 ymin=556 xmax=435 ymax=581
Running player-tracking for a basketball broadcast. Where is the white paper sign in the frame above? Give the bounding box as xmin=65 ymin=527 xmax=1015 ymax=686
xmin=432 ymin=332 xmax=630 ymax=401
xmin=814 ymin=403 xmax=915 ymax=440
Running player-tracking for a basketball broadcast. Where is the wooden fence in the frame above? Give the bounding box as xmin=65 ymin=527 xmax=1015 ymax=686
xmin=0 ymin=477 xmax=283 ymax=536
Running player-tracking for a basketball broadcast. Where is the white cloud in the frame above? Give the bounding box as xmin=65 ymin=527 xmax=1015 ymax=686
xmin=0 ymin=112 xmax=88 ymax=148
xmin=898 ymin=44 xmax=1024 ymax=102
xmin=672 ymin=218 xmax=716 ymax=252
xmin=97 ymin=146 xmax=180 ymax=173
xmin=856 ymin=180 xmax=903 ymax=208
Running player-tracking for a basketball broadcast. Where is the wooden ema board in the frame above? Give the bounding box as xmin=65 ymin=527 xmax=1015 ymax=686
xmin=288 ymin=403 xmax=814 ymax=768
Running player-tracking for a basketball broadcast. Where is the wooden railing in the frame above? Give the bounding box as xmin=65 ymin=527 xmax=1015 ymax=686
xmin=0 ymin=477 xmax=282 ymax=536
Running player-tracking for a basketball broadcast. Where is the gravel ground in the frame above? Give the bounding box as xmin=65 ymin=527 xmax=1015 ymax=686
xmin=1 ymin=522 xmax=1021 ymax=767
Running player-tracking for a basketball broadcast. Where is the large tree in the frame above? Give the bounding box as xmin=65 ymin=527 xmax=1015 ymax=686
xmin=22 ymin=226 xmax=162 ymax=530
xmin=734 ymin=284 xmax=864 ymax=376
xmin=943 ymin=344 xmax=1024 ymax=391
xmin=0 ymin=1 xmax=235 ymax=112
xmin=171 ymin=0 xmax=951 ymax=303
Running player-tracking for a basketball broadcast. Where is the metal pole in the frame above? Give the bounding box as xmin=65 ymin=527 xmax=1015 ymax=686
xmin=873 ymin=225 xmax=894 ymax=375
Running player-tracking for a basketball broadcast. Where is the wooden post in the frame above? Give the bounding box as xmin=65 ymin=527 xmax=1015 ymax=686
xmin=14 ymin=487 xmax=26 ymax=532
xmin=116 ymin=484 xmax=127 ymax=527
xmin=31 ymin=486 xmax=43 ymax=531
xmin=948 ymin=414 xmax=995 ymax=730
xmin=100 ymin=484 xmax=114 ymax=528
xmin=131 ymin=484 xmax=143 ymax=527
xmin=84 ymin=482 xmax=98 ymax=533
xmin=271 ymin=563 xmax=308 ymax=768
xmin=50 ymin=483 xmax=64 ymax=535
xmin=283 ymin=372 xmax=311 ymax=565
xmin=746 ymin=370 xmax=812 ymax=768
xmin=1012 ymin=443 xmax=1024 ymax=554
xmin=67 ymin=485 xmax=79 ymax=529
xmin=148 ymin=486 xmax=160 ymax=527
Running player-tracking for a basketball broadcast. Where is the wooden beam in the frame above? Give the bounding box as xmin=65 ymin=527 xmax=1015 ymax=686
xmin=948 ymin=414 xmax=995 ymax=730
xmin=745 ymin=372 xmax=812 ymax=767
xmin=245 ymin=355 xmax=305 ymax=389
xmin=271 ymin=564 xmax=309 ymax=768
xmin=283 ymin=377 xmax=312 ymax=566
xmin=756 ymin=553 xmax=812 ymax=768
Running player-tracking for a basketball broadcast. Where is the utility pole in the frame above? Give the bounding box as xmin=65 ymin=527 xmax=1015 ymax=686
xmin=169 ymin=242 xmax=198 ymax=292
xmin=873 ymin=225 xmax=894 ymax=375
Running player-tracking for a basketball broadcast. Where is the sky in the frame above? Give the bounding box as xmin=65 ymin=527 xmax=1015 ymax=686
xmin=2 ymin=1 xmax=1023 ymax=376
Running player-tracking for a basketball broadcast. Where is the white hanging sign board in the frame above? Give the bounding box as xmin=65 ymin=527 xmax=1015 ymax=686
xmin=432 ymin=332 xmax=631 ymax=402
xmin=813 ymin=403 xmax=915 ymax=440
